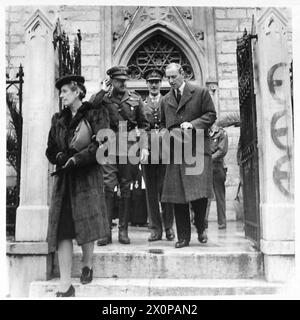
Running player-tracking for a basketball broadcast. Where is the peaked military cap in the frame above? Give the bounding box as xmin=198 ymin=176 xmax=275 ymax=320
xmin=107 ymin=65 xmax=129 ymax=80
xmin=55 ymin=74 xmax=85 ymax=90
xmin=143 ymin=68 xmax=164 ymax=81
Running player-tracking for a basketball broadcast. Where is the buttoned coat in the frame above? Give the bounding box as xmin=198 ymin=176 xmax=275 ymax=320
xmin=46 ymin=102 xmax=110 ymax=252
xmin=143 ymin=95 xmax=163 ymax=129
xmin=96 ymin=90 xmax=150 ymax=156
xmin=160 ymin=81 xmax=217 ymax=203
xmin=210 ymin=126 xmax=228 ymax=168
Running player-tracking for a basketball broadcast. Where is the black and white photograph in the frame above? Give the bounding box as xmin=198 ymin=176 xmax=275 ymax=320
xmin=2 ymin=0 xmax=299 ymax=301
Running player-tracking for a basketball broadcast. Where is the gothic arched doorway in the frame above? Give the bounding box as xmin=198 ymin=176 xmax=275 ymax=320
xmin=124 ymin=33 xmax=197 ymax=99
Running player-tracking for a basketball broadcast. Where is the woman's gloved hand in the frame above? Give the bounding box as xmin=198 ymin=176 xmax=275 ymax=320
xmin=63 ymin=157 xmax=76 ymax=171
xmin=56 ymin=152 xmax=69 ymax=167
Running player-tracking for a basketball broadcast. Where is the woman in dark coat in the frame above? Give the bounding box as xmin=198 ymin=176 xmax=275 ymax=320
xmin=46 ymin=75 xmax=110 ymax=297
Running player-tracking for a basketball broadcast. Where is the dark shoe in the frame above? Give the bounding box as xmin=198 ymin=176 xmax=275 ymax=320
xmin=218 ymin=224 xmax=226 ymax=230
xmin=138 ymin=223 xmax=149 ymax=228
xmin=165 ymin=228 xmax=175 ymax=241
xmin=119 ymin=229 xmax=130 ymax=244
xmin=97 ymin=237 xmax=109 ymax=246
xmin=118 ymin=198 xmax=131 ymax=244
xmin=175 ymin=239 xmax=189 ymax=248
xmin=198 ymin=231 xmax=208 ymax=243
xmin=56 ymin=285 xmax=75 ymax=297
xmin=204 ymin=219 xmax=208 ymax=229
xmin=80 ymin=267 xmax=93 ymax=285
xmin=148 ymin=233 xmax=162 ymax=242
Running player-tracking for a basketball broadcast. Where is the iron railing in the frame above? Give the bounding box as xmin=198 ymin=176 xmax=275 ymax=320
xmin=236 ymin=29 xmax=260 ymax=248
xmin=53 ymin=19 xmax=82 ymax=110
xmin=6 ymin=64 xmax=24 ymax=237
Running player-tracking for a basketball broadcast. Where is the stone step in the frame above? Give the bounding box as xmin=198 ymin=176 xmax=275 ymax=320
xmin=53 ymin=250 xmax=263 ymax=279
xmin=29 ymin=278 xmax=283 ymax=297
xmin=207 ymin=200 xmax=236 ymax=221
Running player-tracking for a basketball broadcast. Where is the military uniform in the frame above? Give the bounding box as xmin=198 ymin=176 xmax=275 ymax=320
xmin=209 ymin=125 xmax=228 ymax=228
xmin=99 ymin=66 xmax=150 ymax=244
xmin=141 ymin=68 xmax=175 ymax=241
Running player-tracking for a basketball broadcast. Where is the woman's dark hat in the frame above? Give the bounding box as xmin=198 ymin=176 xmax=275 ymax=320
xmin=107 ymin=66 xmax=129 ymax=80
xmin=55 ymin=74 xmax=85 ymax=90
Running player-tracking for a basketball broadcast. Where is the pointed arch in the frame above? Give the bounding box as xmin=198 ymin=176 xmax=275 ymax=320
xmin=113 ymin=21 xmax=205 ymax=85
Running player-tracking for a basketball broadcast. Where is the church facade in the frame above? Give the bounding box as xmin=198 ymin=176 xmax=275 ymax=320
xmin=5 ymin=6 xmax=294 ymax=297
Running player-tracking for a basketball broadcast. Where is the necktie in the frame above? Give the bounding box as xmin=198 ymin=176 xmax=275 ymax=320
xmin=176 ymin=88 xmax=181 ymax=104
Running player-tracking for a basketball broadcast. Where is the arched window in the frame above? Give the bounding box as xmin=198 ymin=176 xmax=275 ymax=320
xmin=127 ymin=34 xmax=194 ymax=80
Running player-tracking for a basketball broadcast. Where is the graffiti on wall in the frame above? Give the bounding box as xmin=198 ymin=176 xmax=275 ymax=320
xmin=267 ymin=62 xmax=293 ymax=198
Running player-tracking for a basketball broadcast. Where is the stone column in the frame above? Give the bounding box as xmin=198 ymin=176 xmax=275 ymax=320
xmin=205 ymin=8 xmax=219 ymax=110
xmin=7 ymin=9 xmax=56 ymax=296
xmin=99 ymin=6 xmax=112 ymax=78
xmin=253 ymin=8 xmax=294 ymax=282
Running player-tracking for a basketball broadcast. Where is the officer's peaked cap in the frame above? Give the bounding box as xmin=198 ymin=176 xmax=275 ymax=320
xmin=107 ymin=65 xmax=129 ymax=80
xmin=143 ymin=68 xmax=164 ymax=81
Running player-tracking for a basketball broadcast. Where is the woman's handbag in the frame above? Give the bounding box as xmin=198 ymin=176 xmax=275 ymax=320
xmin=70 ymin=118 xmax=93 ymax=152
xmin=51 ymin=118 xmax=93 ymax=177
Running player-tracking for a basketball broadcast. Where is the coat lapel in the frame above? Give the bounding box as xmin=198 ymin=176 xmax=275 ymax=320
xmin=68 ymin=102 xmax=91 ymax=129
xmin=176 ymin=82 xmax=193 ymax=113
xmin=167 ymin=89 xmax=178 ymax=110
xmin=146 ymin=96 xmax=155 ymax=110
xmin=57 ymin=108 xmax=71 ymax=129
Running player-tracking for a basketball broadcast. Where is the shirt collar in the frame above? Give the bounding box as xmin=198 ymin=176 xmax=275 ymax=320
xmin=149 ymin=93 xmax=161 ymax=101
xmin=178 ymin=81 xmax=185 ymax=95
xmin=209 ymin=125 xmax=220 ymax=136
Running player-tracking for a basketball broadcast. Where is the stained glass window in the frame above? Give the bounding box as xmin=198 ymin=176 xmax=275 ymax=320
xmin=127 ymin=34 xmax=194 ymax=80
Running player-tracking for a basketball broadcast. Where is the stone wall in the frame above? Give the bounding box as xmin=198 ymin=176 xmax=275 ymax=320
xmin=214 ymin=7 xmax=292 ymax=118
xmin=6 ymin=6 xmax=103 ymax=99
xmin=6 ymin=6 xmax=293 ymax=104
xmin=215 ymin=7 xmax=254 ymax=116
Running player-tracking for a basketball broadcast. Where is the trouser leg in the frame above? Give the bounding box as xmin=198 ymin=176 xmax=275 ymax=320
xmin=157 ymin=164 xmax=174 ymax=231
xmin=118 ymin=163 xmax=138 ymax=244
xmin=142 ymin=164 xmax=162 ymax=236
xmin=204 ymin=198 xmax=211 ymax=229
xmin=191 ymin=198 xmax=208 ymax=234
xmin=102 ymin=163 xmax=118 ymax=245
xmin=213 ymin=166 xmax=226 ymax=226
xmin=105 ymin=193 xmax=114 ymax=242
xmin=173 ymin=203 xmax=191 ymax=242
xmin=161 ymin=203 xmax=174 ymax=230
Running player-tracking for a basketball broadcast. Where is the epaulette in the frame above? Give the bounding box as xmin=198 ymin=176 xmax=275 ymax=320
xmin=128 ymin=90 xmax=141 ymax=98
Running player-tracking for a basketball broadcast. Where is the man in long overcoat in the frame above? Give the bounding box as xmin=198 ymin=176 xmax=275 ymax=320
xmin=160 ymin=63 xmax=216 ymax=248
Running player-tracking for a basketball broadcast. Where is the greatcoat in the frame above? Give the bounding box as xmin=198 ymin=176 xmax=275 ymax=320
xmin=160 ymin=81 xmax=217 ymax=203
xmin=46 ymin=101 xmax=110 ymax=252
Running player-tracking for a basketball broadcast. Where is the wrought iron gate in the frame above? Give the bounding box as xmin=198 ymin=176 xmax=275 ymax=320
xmin=53 ymin=19 xmax=82 ymax=110
xmin=6 ymin=64 xmax=24 ymax=237
xmin=236 ymin=30 xmax=260 ymax=248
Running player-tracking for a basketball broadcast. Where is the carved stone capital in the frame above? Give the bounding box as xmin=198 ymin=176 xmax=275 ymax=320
xmin=182 ymin=10 xmax=192 ymax=20
xmin=206 ymin=80 xmax=218 ymax=95
xmin=195 ymin=31 xmax=204 ymax=40
xmin=113 ymin=31 xmax=122 ymax=41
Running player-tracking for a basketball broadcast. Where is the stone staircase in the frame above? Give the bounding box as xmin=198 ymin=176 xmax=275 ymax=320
xmin=29 ymin=222 xmax=283 ymax=297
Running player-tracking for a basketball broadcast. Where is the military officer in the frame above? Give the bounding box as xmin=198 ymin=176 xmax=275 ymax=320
xmin=209 ymin=122 xmax=228 ymax=229
xmin=141 ymin=68 xmax=175 ymax=242
xmin=93 ymin=65 xmax=150 ymax=245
